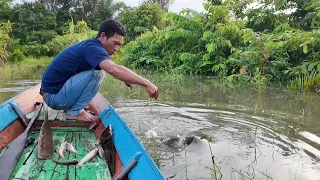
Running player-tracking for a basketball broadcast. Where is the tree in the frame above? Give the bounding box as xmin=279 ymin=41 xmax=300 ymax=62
xmin=39 ymin=0 xmax=126 ymax=31
xmin=120 ymin=2 xmax=165 ymax=41
xmin=0 ymin=21 xmax=12 ymax=64
xmin=81 ymin=0 xmax=126 ymax=30
xmin=144 ymin=0 xmax=175 ymax=11
xmin=11 ymin=2 xmax=56 ymax=44
xmin=0 ymin=0 xmax=13 ymax=21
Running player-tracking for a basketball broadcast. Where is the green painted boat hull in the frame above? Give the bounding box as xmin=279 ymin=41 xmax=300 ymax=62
xmin=10 ymin=127 xmax=111 ymax=180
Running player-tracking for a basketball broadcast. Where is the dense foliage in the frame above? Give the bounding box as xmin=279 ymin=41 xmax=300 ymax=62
xmin=0 ymin=21 xmax=12 ymax=64
xmin=120 ymin=2 xmax=166 ymax=41
xmin=116 ymin=0 xmax=320 ymax=91
xmin=0 ymin=0 xmax=320 ymax=91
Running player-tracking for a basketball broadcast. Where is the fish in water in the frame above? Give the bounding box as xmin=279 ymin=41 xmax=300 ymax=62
xmin=52 ymin=156 xmax=79 ymax=165
xmin=56 ymin=141 xmax=68 ymax=159
xmin=164 ymin=136 xmax=196 ymax=148
xmin=66 ymin=142 xmax=78 ymax=154
xmin=76 ymin=148 xmax=99 ymax=168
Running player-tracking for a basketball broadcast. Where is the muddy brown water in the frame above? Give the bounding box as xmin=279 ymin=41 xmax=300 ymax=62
xmin=1 ymin=77 xmax=320 ymax=180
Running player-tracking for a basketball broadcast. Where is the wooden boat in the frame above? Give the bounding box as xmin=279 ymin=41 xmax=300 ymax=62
xmin=0 ymin=84 xmax=165 ymax=180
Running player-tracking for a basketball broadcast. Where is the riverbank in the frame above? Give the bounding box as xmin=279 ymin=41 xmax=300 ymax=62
xmin=0 ymin=57 xmax=52 ymax=80
xmin=2 ymin=56 xmax=320 ymax=96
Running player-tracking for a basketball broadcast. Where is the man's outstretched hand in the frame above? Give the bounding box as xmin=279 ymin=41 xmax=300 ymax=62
xmin=144 ymin=81 xmax=159 ymax=99
xmin=124 ymin=81 xmax=158 ymax=99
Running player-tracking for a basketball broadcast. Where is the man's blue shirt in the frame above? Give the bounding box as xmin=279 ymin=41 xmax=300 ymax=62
xmin=41 ymin=38 xmax=109 ymax=94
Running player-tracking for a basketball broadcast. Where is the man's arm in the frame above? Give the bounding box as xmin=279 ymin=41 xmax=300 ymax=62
xmin=99 ymin=60 xmax=159 ymax=98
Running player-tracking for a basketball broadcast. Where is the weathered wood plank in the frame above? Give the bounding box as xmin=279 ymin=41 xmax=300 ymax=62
xmin=33 ymin=127 xmax=92 ymax=132
xmin=10 ymin=132 xmax=38 ymax=179
xmin=22 ymin=139 xmax=45 ymax=180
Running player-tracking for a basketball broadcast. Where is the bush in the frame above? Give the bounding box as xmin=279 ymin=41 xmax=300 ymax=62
xmin=8 ymin=49 xmax=25 ymax=63
xmin=26 ymin=30 xmax=57 ymax=44
xmin=46 ymin=20 xmax=95 ymax=56
xmin=24 ymin=44 xmax=49 ymax=58
xmin=0 ymin=21 xmax=12 ymax=65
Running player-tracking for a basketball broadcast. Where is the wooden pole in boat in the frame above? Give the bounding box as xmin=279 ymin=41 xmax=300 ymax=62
xmin=37 ymin=102 xmax=54 ymax=159
xmin=0 ymin=102 xmax=43 ymax=180
xmin=113 ymin=152 xmax=142 ymax=180
xmin=12 ymin=104 xmax=28 ymax=127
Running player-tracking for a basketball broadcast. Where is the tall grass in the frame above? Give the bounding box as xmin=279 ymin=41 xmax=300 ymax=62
xmin=0 ymin=56 xmax=52 ymax=80
xmin=287 ymin=70 xmax=320 ymax=92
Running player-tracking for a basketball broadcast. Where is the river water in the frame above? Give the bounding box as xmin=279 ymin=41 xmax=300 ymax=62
xmin=1 ymin=75 xmax=320 ymax=180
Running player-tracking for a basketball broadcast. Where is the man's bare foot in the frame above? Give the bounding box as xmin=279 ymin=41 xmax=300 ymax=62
xmin=66 ymin=111 xmax=97 ymax=122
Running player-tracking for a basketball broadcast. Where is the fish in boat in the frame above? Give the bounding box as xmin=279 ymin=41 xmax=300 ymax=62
xmin=56 ymin=141 xmax=68 ymax=159
xmin=0 ymin=84 xmax=166 ymax=180
xmin=76 ymin=148 xmax=99 ymax=168
xmin=66 ymin=142 xmax=78 ymax=154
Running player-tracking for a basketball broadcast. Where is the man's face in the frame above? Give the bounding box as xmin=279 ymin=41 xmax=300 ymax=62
xmin=100 ymin=32 xmax=124 ymax=55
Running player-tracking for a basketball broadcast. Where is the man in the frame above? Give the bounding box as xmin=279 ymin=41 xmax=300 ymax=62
xmin=40 ymin=19 xmax=159 ymax=122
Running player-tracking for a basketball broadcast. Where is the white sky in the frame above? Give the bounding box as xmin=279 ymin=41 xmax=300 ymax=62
xmin=14 ymin=0 xmax=205 ymax=13
xmin=119 ymin=0 xmax=205 ymax=13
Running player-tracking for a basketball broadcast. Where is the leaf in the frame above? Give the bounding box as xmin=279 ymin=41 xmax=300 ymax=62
xmin=226 ymin=40 xmax=232 ymax=48
xmin=308 ymin=62 xmax=318 ymax=71
xmin=283 ymin=70 xmax=289 ymax=75
xmin=220 ymin=63 xmax=226 ymax=70
xmin=301 ymin=65 xmax=308 ymax=75
xmin=212 ymin=64 xmax=224 ymax=72
xmin=212 ymin=64 xmax=219 ymax=72
xmin=303 ymin=44 xmax=308 ymax=54
xmin=179 ymin=53 xmax=191 ymax=61
xmin=203 ymin=3 xmax=211 ymax=11
xmin=201 ymin=61 xmax=214 ymax=67
xmin=226 ymin=75 xmax=234 ymax=83
xmin=202 ymin=31 xmax=213 ymax=40
xmin=202 ymin=54 xmax=210 ymax=61
xmin=206 ymin=43 xmax=217 ymax=54
xmin=275 ymin=0 xmax=285 ymax=10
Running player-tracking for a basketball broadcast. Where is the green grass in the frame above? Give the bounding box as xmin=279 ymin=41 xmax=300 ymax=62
xmin=23 ymin=56 xmax=53 ymax=67
xmin=0 ymin=56 xmax=52 ymax=80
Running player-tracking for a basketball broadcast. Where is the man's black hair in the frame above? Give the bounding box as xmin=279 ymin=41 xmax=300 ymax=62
xmin=97 ymin=19 xmax=126 ymax=38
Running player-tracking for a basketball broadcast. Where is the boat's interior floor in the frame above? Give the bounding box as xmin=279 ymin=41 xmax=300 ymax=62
xmin=8 ymin=108 xmax=112 ymax=180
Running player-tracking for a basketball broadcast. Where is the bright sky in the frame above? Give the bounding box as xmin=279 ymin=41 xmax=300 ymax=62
xmin=119 ymin=0 xmax=205 ymax=13
xmin=14 ymin=0 xmax=205 ymax=13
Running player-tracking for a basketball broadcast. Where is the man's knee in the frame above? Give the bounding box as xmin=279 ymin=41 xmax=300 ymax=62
xmin=93 ymin=70 xmax=105 ymax=81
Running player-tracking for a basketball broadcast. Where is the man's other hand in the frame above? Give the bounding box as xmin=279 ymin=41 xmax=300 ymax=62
xmin=125 ymin=82 xmax=133 ymax=90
